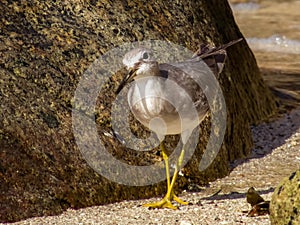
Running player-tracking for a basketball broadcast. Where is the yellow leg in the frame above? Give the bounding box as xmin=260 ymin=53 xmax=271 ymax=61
xmin=168 ymin=147 xmax=188 ymax=206
xmin=143 ymin=143 xmax=189 ymax=209
xmin=161 ymin=142 xmax=171 ymax=190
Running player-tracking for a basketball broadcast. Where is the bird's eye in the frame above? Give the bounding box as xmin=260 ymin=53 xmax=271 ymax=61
xmin=142 ymin=52 xmax=149 ymax=60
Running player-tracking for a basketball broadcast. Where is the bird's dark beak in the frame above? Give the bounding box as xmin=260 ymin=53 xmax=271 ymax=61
xmin=115 ymin=68 xmax=137 ymax=94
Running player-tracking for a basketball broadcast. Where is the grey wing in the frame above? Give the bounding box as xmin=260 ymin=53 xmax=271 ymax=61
xmin=191 ymin=38 xmax=243 ymax=76
xmin=158 ymin=63 xmax=210 ymax=119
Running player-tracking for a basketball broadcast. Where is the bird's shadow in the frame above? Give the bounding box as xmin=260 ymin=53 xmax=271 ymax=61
xmin=199 ymin=187 xmax=275 ymax=201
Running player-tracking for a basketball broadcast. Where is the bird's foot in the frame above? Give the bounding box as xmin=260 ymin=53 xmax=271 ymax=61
xmin=143 ymin=197 xmax=178 ymax=209
xmin=173 ymin=195 xmax=189 ymax=205
xmin=143 ymin=194 xmax=188 ymax=210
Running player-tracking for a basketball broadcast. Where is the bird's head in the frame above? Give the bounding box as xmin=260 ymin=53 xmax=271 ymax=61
xmin=116 ymin=48 xmax=159 ymax=94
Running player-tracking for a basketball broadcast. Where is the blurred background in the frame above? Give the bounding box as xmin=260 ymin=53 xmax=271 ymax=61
xmin=230 ymin=0 xmax=300 ymax=71
xmin=230 ymin=0 xmax=300 ymax=108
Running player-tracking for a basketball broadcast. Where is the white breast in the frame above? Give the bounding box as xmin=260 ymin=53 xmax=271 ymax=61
xmin=128 ymin=77 xmax=166 ymax=120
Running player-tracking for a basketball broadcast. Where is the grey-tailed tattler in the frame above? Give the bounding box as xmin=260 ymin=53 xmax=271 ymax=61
xmin=115 ymin=38 xmax=243 ymax=209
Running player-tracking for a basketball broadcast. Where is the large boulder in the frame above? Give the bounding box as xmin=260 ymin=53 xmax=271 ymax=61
xmin=270 ymin=169 xmax=300 ymax=225
xmin=0 ymin=0 xmax=277 ymax=222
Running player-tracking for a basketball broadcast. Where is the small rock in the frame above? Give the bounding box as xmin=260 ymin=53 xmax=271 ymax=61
xmin=246 ymin=187 xmax=265 ymax=206
xmin=270 ymin=169 xmax=300 ymax=225
xmin=179 ymin=220 xmax=192 ymax=225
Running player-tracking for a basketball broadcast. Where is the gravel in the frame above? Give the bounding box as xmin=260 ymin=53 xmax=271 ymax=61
xmin=3 ymin=107 xmax=300 ymax=225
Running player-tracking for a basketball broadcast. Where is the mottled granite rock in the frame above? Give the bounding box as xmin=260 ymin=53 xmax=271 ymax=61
xmin=0 ymin=0 xmax=277 ymax=222
xmin=270 ymin=169 xmax=300 ymax=225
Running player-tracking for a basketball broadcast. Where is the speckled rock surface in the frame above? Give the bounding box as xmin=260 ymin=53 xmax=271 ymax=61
xmin=270 ymin=169 xmax=300 ymax=225
xmin=0 ymin=0 xmax=277 ymax=222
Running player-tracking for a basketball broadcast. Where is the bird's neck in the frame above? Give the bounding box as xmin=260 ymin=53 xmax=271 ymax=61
xmin=135 ymin=63 xmax=160 ymax=79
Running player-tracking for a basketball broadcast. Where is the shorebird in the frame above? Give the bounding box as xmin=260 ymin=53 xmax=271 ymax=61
xmin=115 ymin=39 xmax=242 ymax=209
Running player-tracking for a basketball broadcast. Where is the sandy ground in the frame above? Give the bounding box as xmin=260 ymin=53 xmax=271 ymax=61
xmin=3 ymin=106 xmax=299 ymax=225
